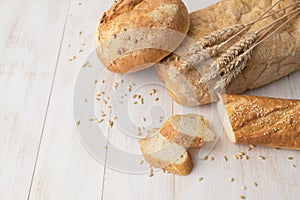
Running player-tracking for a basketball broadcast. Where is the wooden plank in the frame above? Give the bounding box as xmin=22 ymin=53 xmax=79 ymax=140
xmin=172 ymin=102 xmax=243 ymax=200
xmin=27 ymin=0 xmax=114 ymax=199
xmin=174 ymin=77 xmax=300 ymax=200
xmin=101 ymin=68 xmax=175 ymax=200
xmin=289 ymin=71 xmax=300 ymax=98
xmin=172 ymin=0 xmax=300 ymax=199
xmin=0 ymin=0 xmax=71 ymax=199
xmin=244 ymin=78 xmax=299 ymax=200
xmin=25 ymin=0 xmax=300 ymax=199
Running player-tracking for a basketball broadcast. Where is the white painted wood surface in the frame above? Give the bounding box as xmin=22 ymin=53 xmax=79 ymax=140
xmin=0 ymin=0 xmax=299 ymax=200
xmin=0 ymin=0 xmax=70 ymax=199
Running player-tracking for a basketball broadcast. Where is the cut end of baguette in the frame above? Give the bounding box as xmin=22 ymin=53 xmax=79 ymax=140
xmin=139 ymin=128 xmax=193 ymax=175
xmin=217 ymin=93 xmax=300 ymax=150
xmin=160 ymin=114 xmax=215 ymax=148
xmin=217 ymin=94 xmax=236 ymax=143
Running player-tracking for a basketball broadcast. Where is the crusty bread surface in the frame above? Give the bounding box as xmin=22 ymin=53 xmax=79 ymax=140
xmin=218 ymin=94 xmax=300 ymax=150
xmin=139 ymin=128 xmax=193 ymax=175
xmin=96 ymin=0 xmax=190 ymax=73
xmin=156 ymin=0 xmax=300 ymax=106
xmin=160 ymin=114 xmax=215 ymax=148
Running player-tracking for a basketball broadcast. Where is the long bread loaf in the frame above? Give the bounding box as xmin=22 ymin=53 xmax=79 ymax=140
xmin=156 ymin=0 xmax=300 ymax=106
xmin=217 ymin=94 xmax=300 ymax=150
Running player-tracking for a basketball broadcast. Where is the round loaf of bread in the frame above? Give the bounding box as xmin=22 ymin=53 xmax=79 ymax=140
xmin=95 ymin=0 xmax=190 ymax=73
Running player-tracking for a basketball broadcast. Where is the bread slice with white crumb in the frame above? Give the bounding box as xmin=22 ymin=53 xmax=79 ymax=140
xmin=139 ymin=128 xmax=193 ymax=175
xmin=160 ymin=114 xmax=215 ymax=148
xmin=217 ymin=93 xmax=300 ymax=150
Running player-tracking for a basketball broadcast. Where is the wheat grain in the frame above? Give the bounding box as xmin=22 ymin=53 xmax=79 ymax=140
xmin=179 ymin=46 xmax=216 ymax=73
xmin=205 ymin=45 xmax=222 ymax=57
xmin=217 ymin=33 xmax=257 ymax=73
xmin=214 ymin=50 xmax=253 ymax=89
xmin=203 ymin=33 xmax=257 ymax=82
xmin=187 ymin=52 xmax=210 ymax=66
xmin=224 ymin=156 xmax=228 ymax=162
xmin=185 ymin=39 xmax=224 ymax=70
xmin=198 ymin=24 xmax=245 ymax=48
xmin=198 ymin=177 xmax=204 ymax=181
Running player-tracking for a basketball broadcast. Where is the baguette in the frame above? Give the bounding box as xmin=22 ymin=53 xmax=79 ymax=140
xmin=139 ymin=128 xmax=193 ymax=175
xmin=156 ymin=0 xmax=300 ymax=106
xmin=95 ymin=0 xmax=190 ymax=73
xmin=217 ymin=94 xmax=300 ymax=150
xmin=160 ymin=114 xmax=215 ymax=148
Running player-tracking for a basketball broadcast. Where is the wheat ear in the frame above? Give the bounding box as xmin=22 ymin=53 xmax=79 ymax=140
xmin=198 ymin=24 xmax=245 ymax=48
xmin=193 ymin=0 xmax=288 ymax=51
xmin=217 ymin=4 xmax=300 ymax=68
xmin=202 ymin=32 xmax=258 ymax=81
xmin=186 ymin=1 xmax=297 ymax=65
xmin=207 ymin=7 xmax=300 ymax=81
xmin=180 ymin=1 xmax=298 ymax=74
xmin=199 ymin=0 xmax=296 ymax=56
xmin=217 ymin=33 xmax=257 ymax=70
xmin=214 ymin=51 xmax=252 ymax=90
xmin=215 ymin=10 xmax=300 ymax=89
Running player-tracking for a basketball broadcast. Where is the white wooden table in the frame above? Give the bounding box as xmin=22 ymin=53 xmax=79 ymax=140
xmin=0 ymin=0 xmax=299 ymax=199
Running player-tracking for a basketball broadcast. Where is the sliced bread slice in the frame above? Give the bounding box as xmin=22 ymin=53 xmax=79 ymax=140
xmin=160 ymin=114 xmax=215 ymax=148
xmin=139 ymin=128 xmax=193 ymax=175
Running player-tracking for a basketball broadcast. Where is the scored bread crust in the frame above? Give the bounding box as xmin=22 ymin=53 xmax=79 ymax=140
xmin=156 ymin=0 xmax=300 ymax=106
xmin=218 ymin=94 xmax=300 ymax=150
xmin=95 ymin=0 xmax=190 ymax=73
xmin=160 ymin=115 xmax=206 ymax=148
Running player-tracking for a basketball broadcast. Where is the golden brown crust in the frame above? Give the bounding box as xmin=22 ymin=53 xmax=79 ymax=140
xmin=219 ymin=94 xmax=300 ymax=150
xmin=156 ymin=0 xmax=300 ymax=106
xmin=160 ymin=116 xmax=204 ymax=148
xmin=96 ymin=0 xmax=190 ymax=73
xmin=139 ymin=128 xmax=193 ymax=175
xmin=140 ymin=144 xmax=193 ymax=175
xmin=163 ymin=151 xmax=193 ymax=175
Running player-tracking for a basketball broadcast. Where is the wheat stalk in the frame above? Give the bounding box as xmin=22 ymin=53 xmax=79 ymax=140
xmin=189 ymin=0 xmax=290 ymax=53
xmin=179 ymin=47 xmax=212 ymax=72
xmin=191 ymin=0 xmax=291 ymax=51
xmin=214 ymin=9 xmax=300 ymax=90
xmin=217 ymin=33 xmax=257 ymax=71
xmin=179 ymin=1 xmax=299 ymax=76
xmin=205 ymin=7 xmax=300 ymax=81
xmin=182 ymin=42 xmax=223 ymax=72
xmin=184 ymin=1 xmax=299 ymax=72
xmin=205 ymin=45 xmax=222 ymax=57
xmin=202 ymin=32 xmax=257 ymax=81
xmin=214 ymin=51 xmax=253 ymax=90
xmin=197 ymin=24 xmax=245 ymax=48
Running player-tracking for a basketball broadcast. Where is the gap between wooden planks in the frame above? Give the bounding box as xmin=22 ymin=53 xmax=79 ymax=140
xmin=0 ymin=0 xmax=71 ymax=199
xmin=27 ymin=0 xmax=109 ymax=199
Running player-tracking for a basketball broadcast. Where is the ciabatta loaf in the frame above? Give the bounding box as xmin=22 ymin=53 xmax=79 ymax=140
xmin=96 ymin=0 xmax=190 ymax=73
xmin=139 ymin=128 xmax=193 ymax=175
xmin=160 ymin=114 xmax=215 ymax=148
xmin=156 ymin=0 xmax=300 ymax=106
xmin=217 ymin=94 xmax=300 ymax=150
